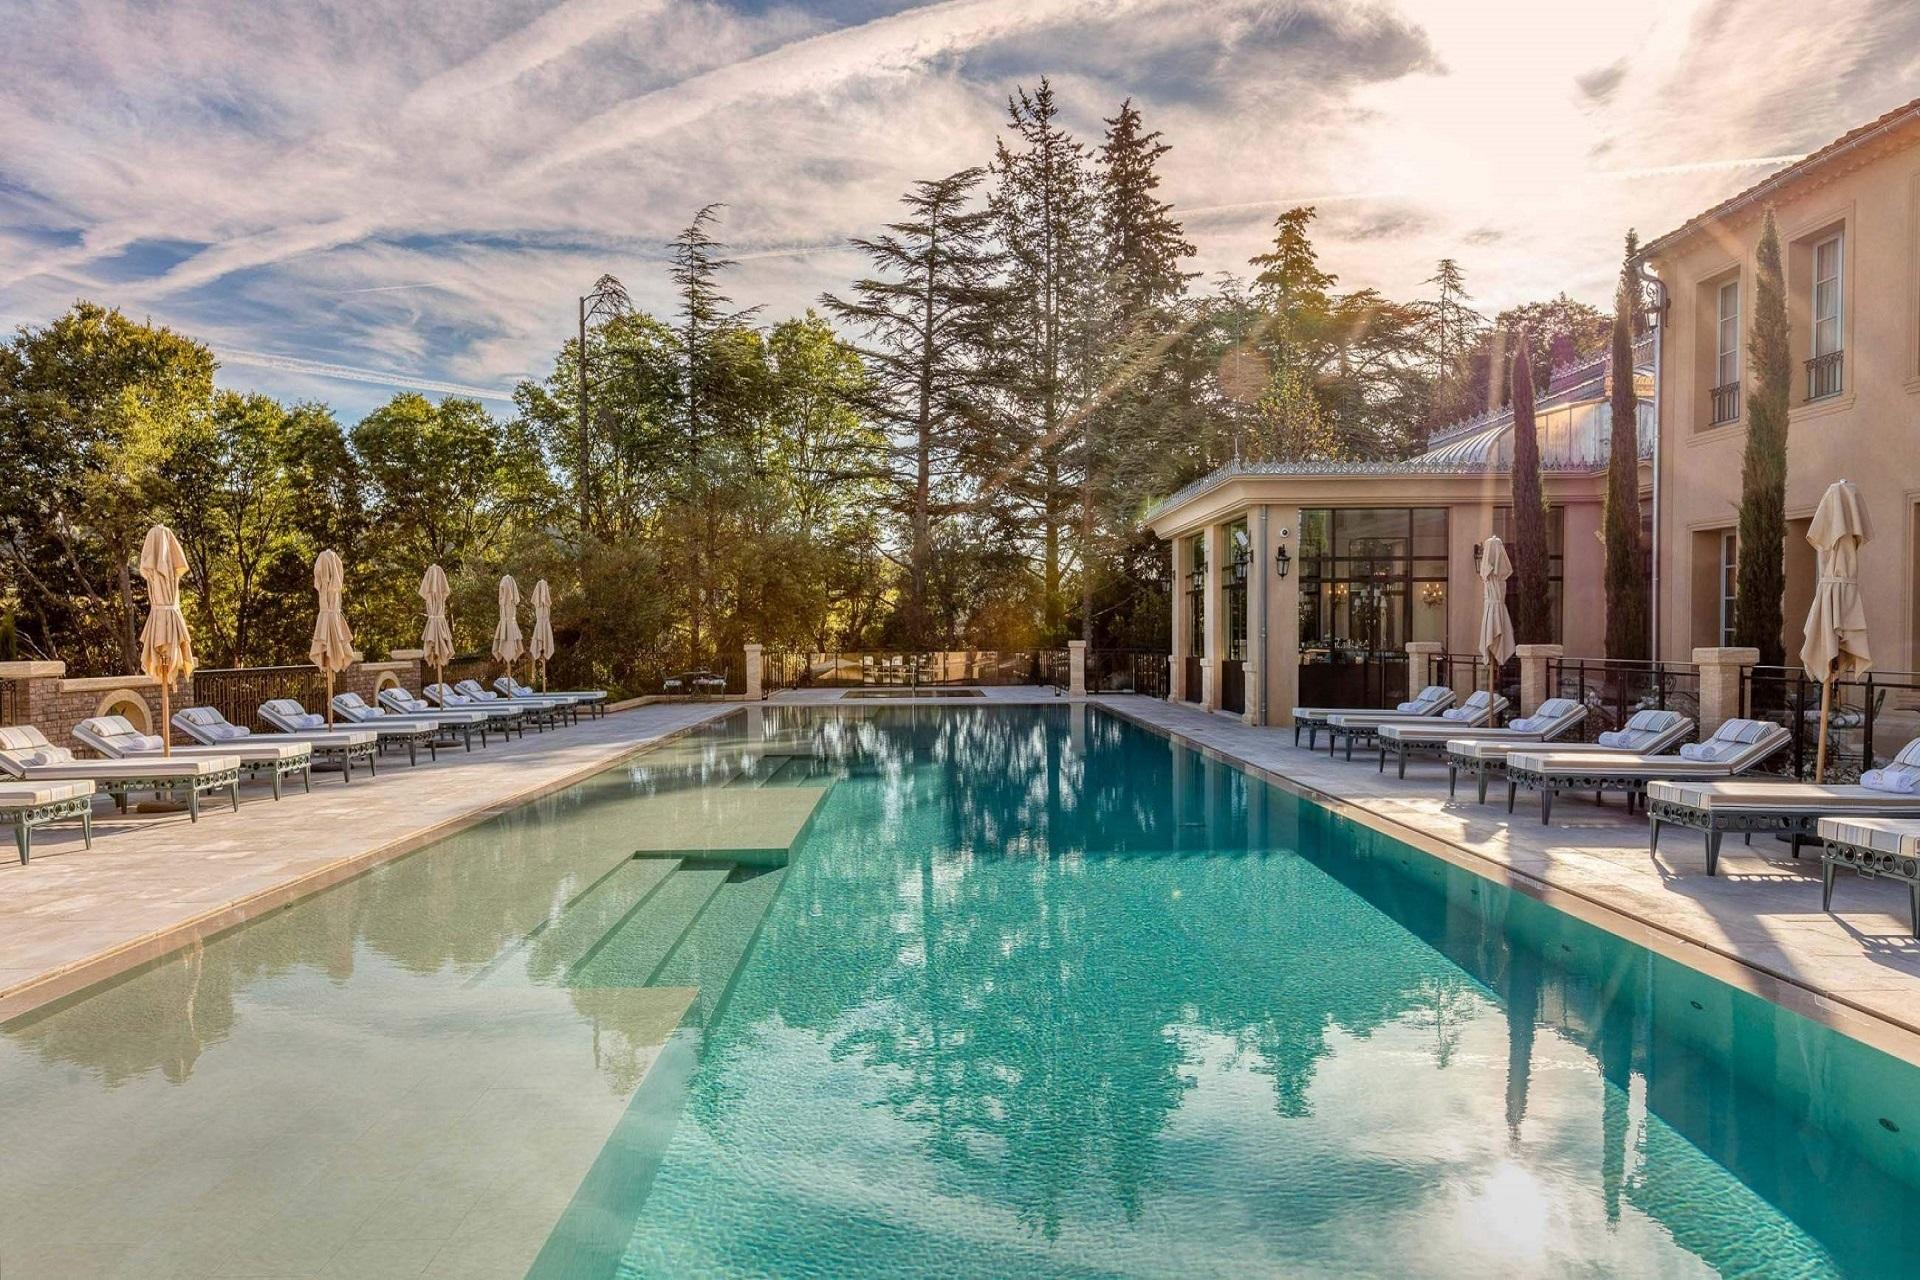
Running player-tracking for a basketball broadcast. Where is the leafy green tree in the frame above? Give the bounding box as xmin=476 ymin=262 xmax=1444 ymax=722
xmin=1735 ymin=209 xmax=1790 ymax=667
xmin=1603 ymin=233 xmax=1650 ymax=660
xmin=1508 ymin=328 xmax=1552 ymax=644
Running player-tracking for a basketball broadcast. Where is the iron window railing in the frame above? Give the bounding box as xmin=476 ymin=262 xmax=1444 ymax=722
xmin=1546 ymin=658 xmax=1699 ymax=743
xmin=1709 ymin=382 xmax=1740 ymax=425
xmin=1806 ymin=349 xmax=1844 ymax=400
xmin=1739 ymin=665 xmax=1920 ymax=781
xmin=1426 ymin=652 xmax=1518 ymax=717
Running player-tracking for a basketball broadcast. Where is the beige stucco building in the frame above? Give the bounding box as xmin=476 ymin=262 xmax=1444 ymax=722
xmin=1146 ymin=348 xmax=1652 ymax=725
xmin=1645 ymin=96 xmax=1920 ymax=670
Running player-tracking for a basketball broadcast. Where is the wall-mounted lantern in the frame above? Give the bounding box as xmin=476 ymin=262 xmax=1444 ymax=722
xmin=1275 ymin=545 xmax=1292 ymax=578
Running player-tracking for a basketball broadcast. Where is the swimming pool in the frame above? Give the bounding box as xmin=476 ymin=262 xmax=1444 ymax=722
xmin=5 ymin=703 xmax=1920 ymax=1277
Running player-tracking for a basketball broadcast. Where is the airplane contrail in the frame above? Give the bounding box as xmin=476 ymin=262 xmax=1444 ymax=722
xmin=222 ymin=349 xmax=520 ymax=402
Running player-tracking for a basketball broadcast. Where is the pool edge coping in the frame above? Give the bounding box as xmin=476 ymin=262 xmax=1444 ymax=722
xmin=0 ymin=706 xmax=742 ymax=1026
xmin=1092 ymin=696 xmax=1920 ymax=1070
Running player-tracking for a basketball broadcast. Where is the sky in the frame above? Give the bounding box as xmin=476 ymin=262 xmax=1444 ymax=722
xmin=3 ymin=0 xmax=1917 ymax=421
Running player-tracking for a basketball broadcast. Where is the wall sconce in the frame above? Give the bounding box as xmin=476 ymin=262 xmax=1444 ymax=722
xmin=1472 ymin=543 xmax=1483 ymax=564
xmin=1275 ymin=545 xmax=1292 ymax=578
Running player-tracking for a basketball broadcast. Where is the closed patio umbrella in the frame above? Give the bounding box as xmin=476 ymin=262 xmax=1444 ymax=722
xmin=529 ymin=578 xmax=555 ymax=692
xmin=492 ymin=575 xmax=524 ymax=684
xmin=309 ymin=549 xmax=355 ymax=727
xmin=1478 ymin=535 xmax=1515 ymax=699
xmin=419 ymin=564 xmax=455 ymax=694
xmin=1801 ymin=479 xmax=1872 ymax=782
xmin=138 ymin=525 xmax=196 ymax=756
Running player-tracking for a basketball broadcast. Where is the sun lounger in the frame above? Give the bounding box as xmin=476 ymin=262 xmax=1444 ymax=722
xmin=1817 ymin=816 xmax=1920 ymax=934
xmin=1506 ymin=716 xmax=1786 ymax=823
xmin=453 ymin=679 xmax=572 ymax=727
xmin=374 ymin=688 xmax=496 ymax=748
xmin=1291 ymin=685 xmax=1455 ymax=750
xmin=1324 ymin=690 xmax=1507 ymax=763
xmin=263 ymin=698 xmax=438 ymax=766
xmin=174 ymin=706 xmax=378 ymax=783
xmin=0 ymin=725 xmax=240 ymax=821
xmin=493 ymin=676 xmax=606 ymax=718
xmin=332 ymin=691 xmax=485 ymax=755
xmin=424 ymin=684 xmax=534 ymax=736
xmin=1448 ymin=707 xmax=1692 ymax=805
xmin=1647 ymin=739 xmax=1920 ymax=875
xmin=0 ymin=780 xmax=94 ymax=864
xmin=76 ymin=715 xmax=312 ymax=801
xmin=1378 ymin=698 xmax=1586 ymax=780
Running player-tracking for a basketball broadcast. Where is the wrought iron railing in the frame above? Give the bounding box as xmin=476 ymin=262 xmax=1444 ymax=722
xmin=0 ymin=677 xmax=22 ymax=728
xmin=191 ymin=665 xmax=331 ymax=730
xmin=1709 ymin=381 xmax=1740 ymax=424
xmin=1182 ymin=655 xmax=1203 ymax=702
xmin=1739 ymin=665 xmax=1920 ymax=781
xmin=1297 ymin=648 xmax=1408 ymax=711
xmin=761 ymin=650 xmax=1048 ymax=692
xmin=1806 ymin=349 xmax=1844 ymax=400
xmin=1546 ymin=657 xmax=1699 ymax=743
xmin=1084 ymin=650 xmax=1169 ymax=697
xmin=1426 ymin=651 xmax=1519 ymax=718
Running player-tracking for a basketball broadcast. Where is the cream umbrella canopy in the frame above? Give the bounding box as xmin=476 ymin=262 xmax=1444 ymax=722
xmin=1800 ymin=479 xmax=1872 ymax=782
xmin=492 ymin=575 xmax=524 ymax=685
xmin=309 ymin=549 xmax=356 ymax=727
xmin=529 ymin=579 xmax=555 ymax=692
xmin=1477 ymin=535 xmax=1516 ymax=699
xmin=138 ymin=525 xmax=196 ymax=756
xmin=419 ymin=564 xmax=455 ymax=694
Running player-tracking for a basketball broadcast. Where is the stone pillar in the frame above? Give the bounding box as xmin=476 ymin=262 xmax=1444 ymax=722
xmin=1404 ymin=641 xmax=1443 ymax=698
xmin=743 ymin=643 xmax=763 ymax=702
xmin=1067 ymin=640 xmax=1087 ymax=696
xmin=1514 ymin=644 xmax=1562 ymax=717
xmin=1692 ymin=646 xmax=1758 ymax=736
xmin=1201 ymin=524 xmax=1223 ymax=710
xmin=1169 ymin=535 xmax=1190 ymax=702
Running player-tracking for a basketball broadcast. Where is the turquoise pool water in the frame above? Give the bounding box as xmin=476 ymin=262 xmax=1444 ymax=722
xmin=5 ymin=703 xmax=1920 ymax=1278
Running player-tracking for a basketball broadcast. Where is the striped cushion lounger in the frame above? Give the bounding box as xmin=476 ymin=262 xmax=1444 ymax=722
xmin=174 ymin=706 xmax=379 ymax=784
xmin=1506 ymin=717 xmax=1787 ymax=824
xmin=453 ymin=679 xmax=573 ymax=728
xmin=1647 ymin=739 xmax=1920 ymax=876
xmin=1327 ymin=691 xmax=1508 ymax=762
xmin=1817 ymin=817 xmax=1920 ymax=935
xmin=76 ymin=715 xmax=312 ymax=801
xmin=1375 ymin=696 xmax=1580 ymax=779
xmin=332 ymin=691 xmax=484 ymax=757
xmin=268 ymin=698 xmax=436 ymax=766
xmin=1448 ymin=708 xmax=1696 ymax=804
xmin=423 ymin=685 xmax=533 ymax=738
xmin=1290 ymin=685 xmax=1456 ymax=751
xmin=494 ymin=676 xmax=607 ymax=719
xmin=0 ymin=780 xmax=95 ymax=864
xmin=373 ymin=688 xmax=498 ymax=749
xmin=0 ymin=725 xmax=241 ymax=821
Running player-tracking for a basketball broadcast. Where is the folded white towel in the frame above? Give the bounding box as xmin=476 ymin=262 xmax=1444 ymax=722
xmin=1861 ymin=768 xmax=1920 ymax=795
xmin=1596 ymin=729 xmax=1632 ymax=748
xmin=292 ymin=712 xmax=325 ymax=730
xmin=1678 ymin=741 xmax=1734 ymax=763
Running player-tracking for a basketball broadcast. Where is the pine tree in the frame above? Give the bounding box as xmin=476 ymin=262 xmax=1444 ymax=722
xmin=1735 ymin=209 xmax=1789 ymax=667
xmin=1099 ymin=99 xmax=1194 ymax=319
xmin=1603 ymin=231 xmax=1649 ymax=660
xmin=987 ymin=78 xmax=1100 ymax=643
xmin=1508 ymin=327 xmax=1552 ymax=644
xmin=1249 ymin=206 xmax=1336 ymax=374
xmin=823 ymin=168 xmax=1001 ymax=647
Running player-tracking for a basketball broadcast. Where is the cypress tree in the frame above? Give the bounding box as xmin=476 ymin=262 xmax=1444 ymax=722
xmin=1508 ymin=327 xmax=1552 ymax=644
xmin=1603 ymin=231 xmax=1649 ymax=660
xmin=1734 ymin=209 xmax=1789 ymax=666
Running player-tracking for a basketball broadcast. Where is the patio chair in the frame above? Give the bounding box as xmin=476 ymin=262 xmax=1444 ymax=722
xmin=1646 ymin=738 xmax=1920 ymax=875
xmin=335 ymin=690 xmax=489 ymax=755
xmin=374 ymin=688 xmax=496 ymax=748
xmin=453 ymin=679 xmax=570 ymax=728
xmin=1327 ymin=691 xmax=1507 ymax=762
xmin=174 ymin=706 xmax=378 ymax=784
xmin=1506 ymin=716 xmax=1788 ymax=824
xmin=262 ymin=698 xmax=438 ymax=767
xmin=1291 ymin=685 xmax=1456 ymax=751
xmin=0 ymin=779 xmax=95 ymax=864
xmin=423 ymin=684 xmax=531 ymax=737
xmin=1448 ymin=707 xmax=1695 ymax=806
xmin=1817 ymin=815 xmax=1920 ymax=934
xmin=493 ymin=676 xmax=606 ymax=718
xmin=76 ymin=714 xmax=312 ymax=801
xmin=1378 ymin=697 xmax=1587 ymax=781
xmin=0 ymin=725 xmax=240 ymax=821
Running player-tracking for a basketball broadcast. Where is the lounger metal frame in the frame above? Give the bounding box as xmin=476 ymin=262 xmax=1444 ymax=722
xmin=1819 ymin=831 xmax=1920 ymax=935
xmin=4 ymin=792 xmax=93 ymax=864
xmin=1507 ymin=730 xmax=1787 ymax=825
xmin=175 ymin=709 xmax=376 ymax=784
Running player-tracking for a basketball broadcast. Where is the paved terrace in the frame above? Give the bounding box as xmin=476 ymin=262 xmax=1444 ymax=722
xmin=1100 ymin=696 xmax=1920 ymax=1065
xmin=0 ymin=700 xmax=739 ymax=1022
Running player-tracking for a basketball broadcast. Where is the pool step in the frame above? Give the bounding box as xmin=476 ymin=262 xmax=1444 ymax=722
xmin=569 ymin=866 xmax=734 ymax=988
xmin=470 ymin=856 xmax=681 ymax=988
xmin=647 ymin=867 xmax=787 ymax=1027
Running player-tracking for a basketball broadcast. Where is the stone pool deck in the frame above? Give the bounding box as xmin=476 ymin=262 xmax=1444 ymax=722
xmin=1098 ymin=695 xmax=1920 ymax=1065
xmin=0 ymin=700 xmax=740 ymax=1022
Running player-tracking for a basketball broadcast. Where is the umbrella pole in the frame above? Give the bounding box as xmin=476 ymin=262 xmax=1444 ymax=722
xmin=1815 ymin=675 xmax=1834 ymax=784
xmin=326 ymin=670 xmax=335 ymax=727
xmin=161 ymin=680 xmax=171 ymax=757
